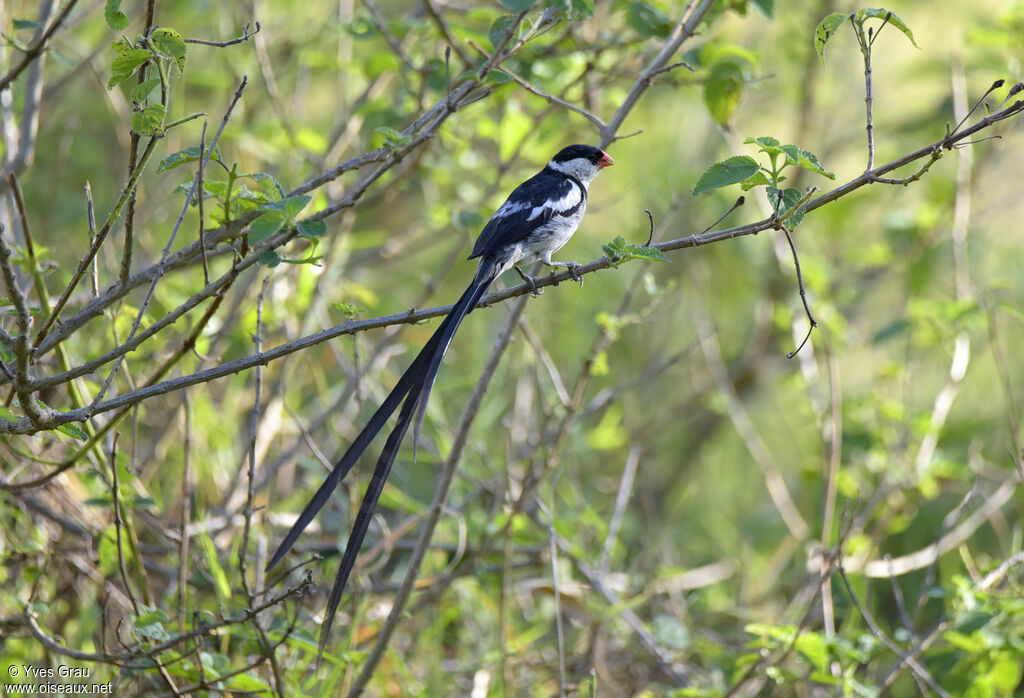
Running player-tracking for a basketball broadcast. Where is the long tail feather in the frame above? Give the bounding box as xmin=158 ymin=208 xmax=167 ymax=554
xmin=411 ymin=262 xmax=498 ymax=454
xmin=316 ymin=261 xmax=499 ymax=661
xmin=267 ymin=261 xmax=498 ymax=574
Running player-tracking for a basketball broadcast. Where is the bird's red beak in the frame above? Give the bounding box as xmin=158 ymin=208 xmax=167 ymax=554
xmin=598 ymin=151 xmax=615 ymax=168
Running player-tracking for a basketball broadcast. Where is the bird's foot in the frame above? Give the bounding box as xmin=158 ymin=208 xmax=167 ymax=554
xmin=566 ymin=262 xmax=583 ymax=287
xmin=514 ymin=266 xmax=542 ymax=296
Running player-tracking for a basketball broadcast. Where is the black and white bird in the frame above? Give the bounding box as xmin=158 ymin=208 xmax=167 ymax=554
xmin=267 ymin=144 xmax=614 ymax=655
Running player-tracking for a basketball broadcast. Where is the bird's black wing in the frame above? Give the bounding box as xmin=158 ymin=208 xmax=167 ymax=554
xmin=469 ymin=170 xmax=581 ymax=260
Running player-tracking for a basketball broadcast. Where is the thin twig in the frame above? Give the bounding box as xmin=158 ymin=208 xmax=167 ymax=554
xmin=184 ymin=22 xmax=261 ymax=47
xmin=0 ymin=0 xmax=79 ymax=92
xmin=779 ymin=223 xmax=817 ymax=358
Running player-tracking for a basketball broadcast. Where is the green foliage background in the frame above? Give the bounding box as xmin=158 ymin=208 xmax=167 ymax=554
xmin=0 ymin=0 xmax=1022 ymax=695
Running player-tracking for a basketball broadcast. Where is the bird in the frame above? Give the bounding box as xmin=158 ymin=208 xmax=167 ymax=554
xmin=266 ymin=144 xmax=614 ymax=656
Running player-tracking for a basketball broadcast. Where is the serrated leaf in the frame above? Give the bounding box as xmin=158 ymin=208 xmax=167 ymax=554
xmin=780 ymin=144 xmax=800 ymax=165
xmin=704 ymin=61 xmax=744 ymax=127
xmin=57 ymin=423 xmax=89 ymax=442
xmin=740 ymin=171 xmax=771 ymax=190
xmin=500 ymin=0 xmax=535 ymax=10
xmin=108 ymin=48 xmax=152 ymax=89
xmin=692 ymin=155 xmax=760 ymax=195
xmin=627 ymin=1 xmax=672 ymax=38
xmin=156 ymin=145 xmax=222 ymax=173
xmin=297 ymin=219 xmax=327 ymax=238
xmin=767 ymin=186 xmax=806 ymax=227
xmin=280 ymin=194 xmax=312 ymax=218
xmin=815 ymin=12 xmax=851 ymax=64
xmin=249 ymin=172 xmax=285 ymax=199
xmin=150 ymin=28 xmax=186 ymax=73
xmin=248 ymin=211 xmax=286 ymax=244
xmin=856 ymin=8 xmax=918 ymax=48
xmin=488 ymin=15 xmax=517 ymax=51
xmin=105 ymin=0 xmax=129 ymax=31
xmin=129 ymin=77 xmax=161 ymax=103
xmin=744 ymin=135 xmax=784 ymax=158
xmin=333 ymin=302 xmax=366 ymax=317
xmin=258 ymin=250 xmax=283 ymax=268
xmin=795 ymin=147 xmax=835 ymax=179
xmin=630 ymin=246 xmax=670 ymax=263
xmin=130 ymin=103 xmax=165 ymax=136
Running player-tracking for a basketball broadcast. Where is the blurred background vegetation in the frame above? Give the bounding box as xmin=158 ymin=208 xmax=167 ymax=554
xmin=0 ymin=0 xmax=1022 ymax=695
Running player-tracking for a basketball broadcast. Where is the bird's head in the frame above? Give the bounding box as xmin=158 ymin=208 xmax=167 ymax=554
xmin=547 ymin=144 xmax=614 ymax=184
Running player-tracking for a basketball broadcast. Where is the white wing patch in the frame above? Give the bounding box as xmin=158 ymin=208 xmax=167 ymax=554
xmin=526 ymin=182 xmax=581 ymax=221
xmin=494 ymin=200 xmax=530 ymax=219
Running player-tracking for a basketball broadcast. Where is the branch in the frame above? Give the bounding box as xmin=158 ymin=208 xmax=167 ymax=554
xmin=0 ymin=0 xmax=78 ymax=92
xmin=184 ymin=21 xmax=261 ymax=47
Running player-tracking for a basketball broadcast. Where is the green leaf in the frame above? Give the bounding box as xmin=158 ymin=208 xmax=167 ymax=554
xmin=749 ymin=0 xmax=773 ymax=17
xmin=856 ymin=8 xmax=918 ymax=48
xmin=156 ymin=145 xmax=222 ymax=173
xmin=248 ymin=211 xmax=286 ymax=244
xmin=105 ymin=0 xmax=129 ymax=31
xmin=814 ymin=12 xmax=851 ymax=64
xmin=622 ymin=1 xmax=671 ymax=37
xmin=108 ymin=48 xmax=152 ymax=89
xmin=501 ymin=0 xmax=535 ymax=10
xmin=280 ymin=194 xmax=312 ymax=218
xmin=130 ymin=103 xmax=165 ymax=136
xmin=740 ymin=171 xmax=771 ymax=190
xmin=704 ymin=61 xmax=744 ymax=127
xmin=795 ymin=147 xmax=835 ymax=179
xmin=629 ymin=246 xmax=670 ymax=263
xmin=197 ymin=530 xmax=231 ymax=604
xmin=258 ymin=250 xmax=283 ymax=267
xmin=333 ymin=302 xmax=366 ymax=317
xmin=744 ymin=135 xmax=781 ymax=153
xmin=780 ymin=143 xmax=800 ymax=165
xmin=12 ymin=19 xmax=42 ymax=31
xmin=226 ymin=673 xmax=273 ymax=693
xmin=485 ymin=69 xmax=514 ymax=84
xmin=150 ymin=28 xmax=187 ymax=73
xmin=374 ymin=126 xmax=411 ymax=149
xmin=134 ymin=608 xmax=170 ymax=628
xmin=248 ymin=172 xmax=285 ymax=199
xmin=601 ymin=235 xmax=670 ymax=268
xmin=692 ymin=155 xmax=760 ymax=195
xmin=794 ymin=632 xmax=828 ymax=671
xmin=488 ymin=15 xmax=517 ymax=50
xmin=766 ymin=186 xmax=806 ymax=227
xmin=2 ymin=34 xmax=30 ymax=52
xmin=57 ymin=423 xmax=89 ymax=442
xmin=297 ymin=219 xmax=327 ymax=238
xmin=129 ymin=77 xmax=161 ymax=103
xmin=627 ymin=2 xmax=672 ymax=38
xmin=566 ymin=0 xmax=595 ymax=19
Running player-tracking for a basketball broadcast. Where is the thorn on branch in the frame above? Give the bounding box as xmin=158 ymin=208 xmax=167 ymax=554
xmin=643 ymin=209 xmax=654 ymax=246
